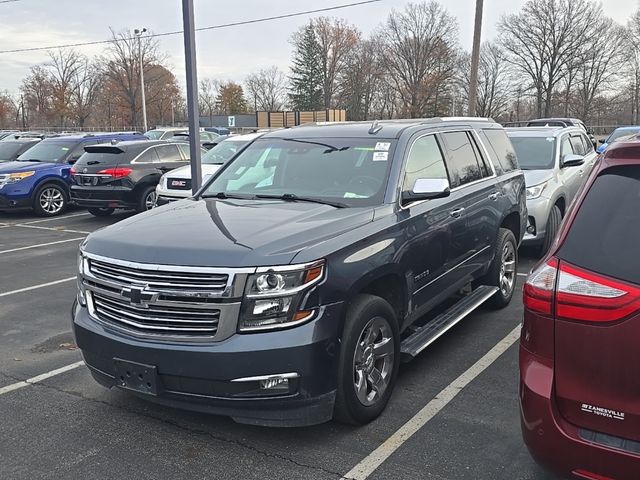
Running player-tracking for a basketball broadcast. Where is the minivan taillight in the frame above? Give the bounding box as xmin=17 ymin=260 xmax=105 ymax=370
xmin=555 ymin=262 xmax=640 ymax=323
xmin=523 ymin=258 xmax=558 ymax=315
xmin=98 ymin=167 xmax=132 ymax=178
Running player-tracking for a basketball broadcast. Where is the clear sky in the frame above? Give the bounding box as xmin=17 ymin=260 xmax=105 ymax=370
xmin=0 ymin=0 xmax=637 ymax=93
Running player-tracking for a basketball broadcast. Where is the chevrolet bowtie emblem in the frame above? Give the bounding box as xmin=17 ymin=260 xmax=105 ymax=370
xmin=121 ymin=286 xmax=159 ymax=307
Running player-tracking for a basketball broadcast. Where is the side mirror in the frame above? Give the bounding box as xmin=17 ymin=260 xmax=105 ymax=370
xmin=402 ymin=178 xmax=450 ymax=203
xmin=562 ymin=154 xmax=585 ymax=168
xmin=598 ymin=138 xmax=607 ymax=145
xmin=68 ymin=158 xmax=78 ymax=165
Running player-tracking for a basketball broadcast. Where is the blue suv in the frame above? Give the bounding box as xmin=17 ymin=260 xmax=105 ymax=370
xmin=0 ymin=132 xmax=146 ymax=216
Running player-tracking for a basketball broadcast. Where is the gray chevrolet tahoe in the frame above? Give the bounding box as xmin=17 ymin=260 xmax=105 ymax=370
xmin=73 ymin=118 xmax=526 ymax=426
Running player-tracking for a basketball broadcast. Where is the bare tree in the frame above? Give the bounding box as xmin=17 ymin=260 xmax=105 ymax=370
xmin=499 ymin=0 xmax=600 ymax=118
xmin=70 ymin=57 xmax=103 ymax=128
xmin=314 ymin=17 xmax=360 ymax=109
xmin=199 ymin=78 xmax=219 ymax=123
xmin=339 ymin=39 xmax=381 ymax=120
xmin=47 ymin=49 xmax=84 ymax=127
xmin=626 ymin=10 xmax=640 ymax=124
xmin=101 ymin=28 xmax=165 ymax=128
xmin=245 ymin=66 xmax=288 ymax=111
xmin=21 ymin=65 xmax=53 ymax=126
xmin=380 ymin=1 xmax=459 ymax=118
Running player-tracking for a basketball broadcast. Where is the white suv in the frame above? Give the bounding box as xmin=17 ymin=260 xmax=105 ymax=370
xmin=155 ymin=133 xmax=263 ymax=205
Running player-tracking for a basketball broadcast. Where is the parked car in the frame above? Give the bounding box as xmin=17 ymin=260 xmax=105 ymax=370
xmin=0 ymin=132 xmax=145 ymax=216
xmin=526 ymin=118 xmax=596 ymax=146
xmin=144 ymin=127 xmax=187 ymax=140
xmin=70 ymin=140 xmax=202 ymax=216
xmin=0 ymin=137 xmax=41 ymax=163
xmin=155 ymin=132 xmax=262 ymax=205
xmin=172 ymin=131 xmax=220 ymax=149
xmin=596 ymin=126 xmax=640 ymax=153
xmin=204 ymin=126 xmax=231 ymax=135
xmin=521 ymin=136 xmax=640 ymax=480
xmin=506 ymin=126 xmax=597 ymax=254
xmin=73 ymin=118 xmax=526 ymax=426
xmin=0 ymin=130 xmax=19 ymax=140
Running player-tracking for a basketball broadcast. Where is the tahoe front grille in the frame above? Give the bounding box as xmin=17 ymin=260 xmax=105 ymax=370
xmin=81 ymin=254 xmax=251 ymax=342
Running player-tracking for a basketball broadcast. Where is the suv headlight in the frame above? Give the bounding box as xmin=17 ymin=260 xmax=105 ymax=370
xmin=76 ymin=250 xmax=88 ymax=306
xmin=7 ymin=171 xmax=35 ymax=183
xmin=239 ymin=260 xmax=325 ymax=332
xmin=526 ymin=182 xmax=547 ymax=200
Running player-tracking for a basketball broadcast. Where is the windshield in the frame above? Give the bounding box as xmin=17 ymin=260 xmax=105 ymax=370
xmin=144 ymin=130 xmax=163 ymax=140
xmin=16 ymin=141 xmax=75 ymax=162
xmin=509 ymin=136 xmax=556 ymax=170
xmin=202 ymin=138 xmax=395 ymax=207
xmin=0 ymin=142 xmax=28 ymax=161
xmin=202 ymin=139 xmax=249 ymax=165
xmin=607 ymin=128 xmax=640 ymax=143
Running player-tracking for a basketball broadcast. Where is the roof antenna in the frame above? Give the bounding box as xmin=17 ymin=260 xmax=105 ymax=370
xmin=368 ymin=120 xmax=382 ymax=135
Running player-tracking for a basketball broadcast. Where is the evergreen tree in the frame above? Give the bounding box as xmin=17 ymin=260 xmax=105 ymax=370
xmin=289 ymin=23 xmax=323 ymax=111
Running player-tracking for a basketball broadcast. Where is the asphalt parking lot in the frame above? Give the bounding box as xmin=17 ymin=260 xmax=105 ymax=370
xmin=0 ymin=208 xmax=560 ymax=480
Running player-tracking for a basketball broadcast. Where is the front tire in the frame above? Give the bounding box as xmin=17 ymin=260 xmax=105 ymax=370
xmin=334 ymin=294 xmax=399 ymax=425
xmin=33 ymin=183 xmax=67 ymax=217
xmin=87 ymin=207 xmax=115 ymax=217
xmin=136 ymin=186 xmax=157 ymax=213
xmin=483 ymin=228 xmax=518 ymax=309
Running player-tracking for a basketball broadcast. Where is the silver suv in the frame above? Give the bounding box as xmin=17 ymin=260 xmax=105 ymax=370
xmin=506 ymin=126 xmax=598 ymax=253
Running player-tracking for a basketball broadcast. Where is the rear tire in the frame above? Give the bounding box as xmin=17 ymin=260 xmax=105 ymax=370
xmin=539 ymin=205 xmax=562 ymax=256
xmin=87 ymin=207 xmax=115 ymax=217
xmin=334 ymin=294 xmax=399 ymax=425
xmin=483 ymin=228 xmax=518 ymax=309
xmin=136 ymin=186 xmax=157 ymax=213
xmin=33 ymin=183 xmax=67 ymax=217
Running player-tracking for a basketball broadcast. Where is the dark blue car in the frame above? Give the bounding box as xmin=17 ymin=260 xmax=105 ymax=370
xmin=0 ymin=132 xmax=146 ymax=216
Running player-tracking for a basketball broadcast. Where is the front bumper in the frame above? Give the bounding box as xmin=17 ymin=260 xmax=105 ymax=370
xmin=522 ymin=196 xmax=553 ymax=245
xmin=73 ymin=300 xmax=343 ymax=427
xmin=70 ymin=185 xmax=135 ymax=209
xmin=520 ymin=345 xmax=640 ymax=479
xmin=0 ymin=192 xmax=32 ymax=210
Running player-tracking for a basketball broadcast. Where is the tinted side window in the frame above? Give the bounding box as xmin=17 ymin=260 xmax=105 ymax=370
xmin=558 ymin=166 xmax=640 ymax=285
xmin=481 ymin=129 xmax=518 ymax=173
xmin=569 ymin=135 xmax=586 ymax=156
xmin=403 ymin=135 xmax=448 ymax=192
xmin=155 ymin=144 xmax=182 ymax=162
xmin=441 ymin=131 xmax=483 ymax=188
xmin=136 ymin=147 xmax=160 ymax=163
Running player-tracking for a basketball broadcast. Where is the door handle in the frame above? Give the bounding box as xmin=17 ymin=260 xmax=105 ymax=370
xmin=450 ymin=207 xmax=465 ymax=218
xmin=578 ymin=170 xmax=584 ymax=176
xmin=488 ymin=192 xmax=500 ymax=201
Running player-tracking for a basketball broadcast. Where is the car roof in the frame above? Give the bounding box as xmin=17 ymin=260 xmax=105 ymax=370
xmin=43 ymin=133 xmax=145 ymax=143
xmin=611 ymin=126 xmax=640 ymax=132
xmin=260 ymin=118 xmax=500 ymax=140
xmin=2 ymin=137 xmax=41 ymax=144
xmin=505 ymin=126 xmax=583 ymax=137
xmin=528 ymin=117 xmax=583 ymax=123
xmin=224 ymin=132 xmax=264 ymax=142
xmin=85 ymin=139 xmax=173 ymax=151
xmin=147 ymin=127 xmax=187 ymax=132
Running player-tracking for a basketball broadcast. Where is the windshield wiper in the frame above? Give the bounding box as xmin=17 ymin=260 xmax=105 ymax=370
xmin=201 ymin=191 xmax=254 ymax=200
xmin=281 ymin=138 xmax=348 ymax=153
xmin=255 ymin=193 xmax=347 ymax=208
xmin=17 ymin=159 xmax=41 ymax=162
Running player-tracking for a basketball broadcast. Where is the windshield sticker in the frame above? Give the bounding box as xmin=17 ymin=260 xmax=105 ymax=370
xmin=375 ymin=142 xmax=391 ymax=151
xmin=344 ymin=192 xmax=367 ymax=198
xmin=546 ymin=138 xmax=554 ymax=142
xmin=354 ymin=147 xmax=374 ymax=151
xmin=373 ymin=152 xmax=388 ymax=162
xmin=61 ymin=147 xmax=70 ymax=151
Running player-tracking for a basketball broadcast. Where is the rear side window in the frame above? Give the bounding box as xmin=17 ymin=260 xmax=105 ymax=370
xmin=481 ymin=129 xmax=518 ymax=173
xmin=441 ymin=131 xmax=485 ymax=188
xmin=403 ymin=135 xmax=448 ymax=192
xmin=155 ymin=144 xmax=183 ymax=162
xmin=558 ymin=166 xmax=640 ymax=285
xmin=136 ymin=147 xmax=160 ymax=163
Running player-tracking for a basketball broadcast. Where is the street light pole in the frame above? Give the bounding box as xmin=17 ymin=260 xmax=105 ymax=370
xmin=181 ymin=0 xmax=202 ymax=194
xmin=468 ymin=0 xmax=484 ymax=117
xmin=134 ymin=28 xmax=148 ymax=132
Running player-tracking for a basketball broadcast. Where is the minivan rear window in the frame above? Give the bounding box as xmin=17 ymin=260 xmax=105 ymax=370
xmin=558 ymin=166 xmax=640 ymax=285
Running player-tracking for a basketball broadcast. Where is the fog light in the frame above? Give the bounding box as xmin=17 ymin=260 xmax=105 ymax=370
xmin=526 ymin=225 xmax=535 ymax=234
xmin=260 ymin=377 xmax=289 ymax=390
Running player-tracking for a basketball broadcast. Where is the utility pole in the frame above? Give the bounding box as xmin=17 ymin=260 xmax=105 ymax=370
xmin=468 ymin=0 xmax=484 ymax=117
xmin=182 ymin=0 xmax=202 ymax=194
xmin=134 ymin=28 xmax=148 ymax=132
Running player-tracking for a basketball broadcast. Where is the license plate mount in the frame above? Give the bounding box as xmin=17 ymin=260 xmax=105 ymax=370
xmin=113 ymin=358 xmax=158 ymax=396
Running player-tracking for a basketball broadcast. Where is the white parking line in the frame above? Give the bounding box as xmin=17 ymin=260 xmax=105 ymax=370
xmin=0 ymin=361 xmax=84 ymax=396
xmin=14 ymin=224 xmax=91 ymax=235
xmin=21 ymin=212 xmax=92 ymax=224
xmin=0 ymin=237 xmax=84 ymax=255
xmin=0 ymin=277 xmax=76 ymax=297
xmin=342 ymin=325 xmax=521 ymax=480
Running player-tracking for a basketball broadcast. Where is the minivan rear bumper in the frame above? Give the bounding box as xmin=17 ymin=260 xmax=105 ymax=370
xmin=72 ymin=300 xmax=343 ymax=427
xmin=520 ymin=344 xmax=640 ymax=479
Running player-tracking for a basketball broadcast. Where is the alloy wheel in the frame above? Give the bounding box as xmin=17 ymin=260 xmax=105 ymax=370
xmin=499 ymin=241 xmax=516 ymax=296
xmin=145 ymin=191 xmax=157 ymax=210
xmin=352 ymin=316 xmax=395 ymax=407
xmin=39 ymin=187 xmax=64 ymax=214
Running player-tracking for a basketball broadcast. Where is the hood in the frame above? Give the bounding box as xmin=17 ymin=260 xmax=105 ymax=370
xmin=523 ymin=169 xmax=554 ymax=187
xmin=0 ymin=160 xmax=56 ymax=173
xmin=164 ymin=164 xmax=221 ymax=179
xmin=84 ymin=198 xmax=375 ymax=267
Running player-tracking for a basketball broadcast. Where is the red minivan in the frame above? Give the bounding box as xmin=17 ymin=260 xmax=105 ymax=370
xmin=520 ymin=139 xmax=640 ymax=479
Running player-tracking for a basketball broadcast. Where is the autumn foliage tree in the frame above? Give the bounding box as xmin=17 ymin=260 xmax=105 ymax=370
xmin=216 ymin=82 xmax=248 ymax=114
